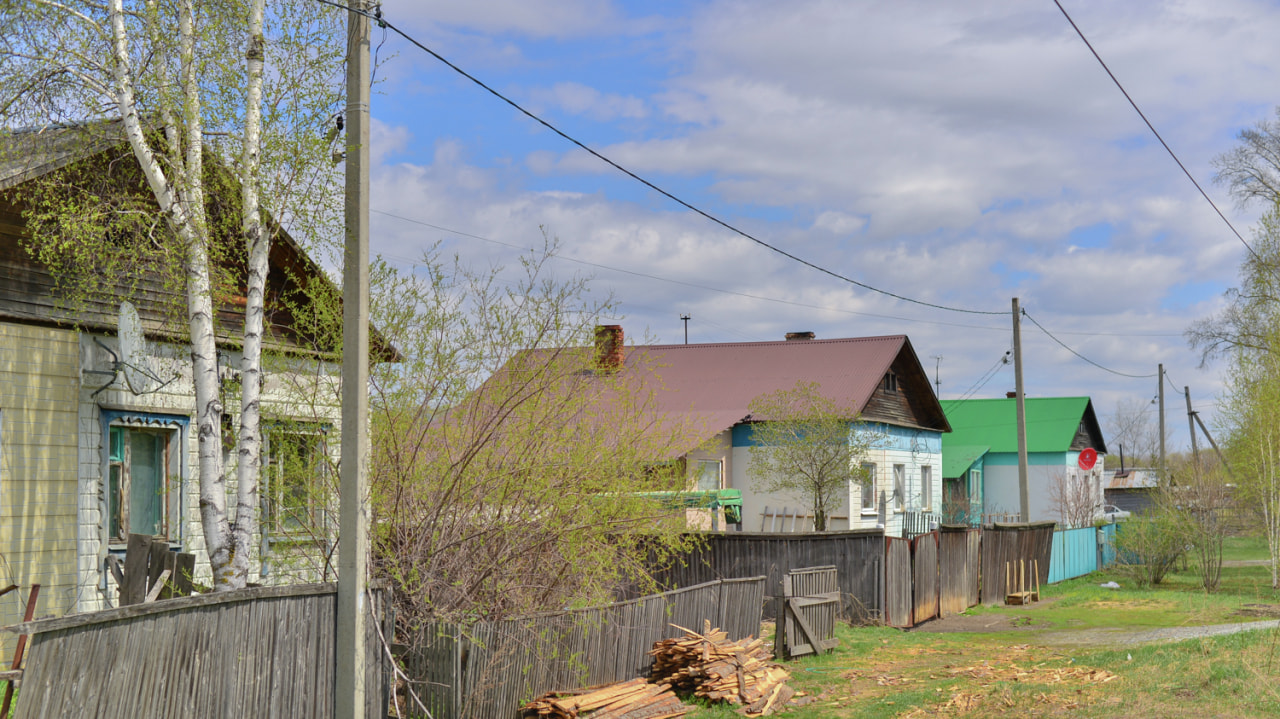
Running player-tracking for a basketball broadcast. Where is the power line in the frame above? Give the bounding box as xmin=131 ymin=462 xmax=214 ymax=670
xmin=1023 ymin=310 xmax=1158 ymax=379
xmin=320 ymin=0 xmax=1006 ymax=317
xmin=371 ymin=208 xmax=1015 ymax=332
xmin=1052 ymin=0 xmax=1269 ymax=271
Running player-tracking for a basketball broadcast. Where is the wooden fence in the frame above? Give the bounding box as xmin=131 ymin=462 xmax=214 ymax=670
xmin=938 ymin=526 xmax=981 ymax=616
xmin=910 ymin=532 xmax=940 ymax=624
xmin=979 ymin=522 xmax=1055 ymax=605
xmin=775 ymin=566 xmax=839 ymax=659
xmin=635 ymin=530 xmax=884 ymax=622
xmin=408 ymin=576 xmax=766 ymax=719
xmin=7 ymin=584 xmax=392 ymax=719
xmin=884 ymin=537 xmax=912 ymax=628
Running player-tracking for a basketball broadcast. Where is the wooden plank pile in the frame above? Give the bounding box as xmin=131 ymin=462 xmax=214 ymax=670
xmin=648 ymin=622 xmax=796 ymax=716
xmin=520 ymin=677 xmax=688 ymax=719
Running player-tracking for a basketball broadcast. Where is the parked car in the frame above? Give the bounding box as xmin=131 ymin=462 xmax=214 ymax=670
xmin=1098 ymin=504 xmax=1131 ymax=522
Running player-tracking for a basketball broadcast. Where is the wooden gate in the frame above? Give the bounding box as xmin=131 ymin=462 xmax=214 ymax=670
xmin=884 ymin=537 xmax=912 ymax=628
xmin=775 ymin=566 xmax=840 ymax=659
xmin=911 ymin=531 xmax=939 ymax=624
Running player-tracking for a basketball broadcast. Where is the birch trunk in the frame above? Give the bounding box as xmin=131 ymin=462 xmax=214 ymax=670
xmin=109 ymin=0 xmax=232 ymax=587
xmin=229 ymin=0 xmax=268 ymax=588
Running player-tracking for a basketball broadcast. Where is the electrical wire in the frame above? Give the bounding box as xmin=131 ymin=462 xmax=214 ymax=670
xmin=1052 ymin=0 xmax=1270 ymax=273
xmin=1022 ymin=310 xmax=1158 ymax=378
xmin=370 ymin=208 xmax=1013 ymax=334
xmin=947 ymin=350 xmax=1012 ymax=403
xmin=317 ymin=0 xmax=1006 ymax=317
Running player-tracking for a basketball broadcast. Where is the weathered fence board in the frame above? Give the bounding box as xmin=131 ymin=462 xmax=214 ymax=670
xmin=938 ymin=526 xmax=980 ymax=616
xmin=884 ymin=537 xmax=912 ymax=628
xmin=410 ymin=576 xmax=766 ymax=719
xmin=9 ymin=584 xmax=391 ymax=719
xmin=979 ymin=522 xmax=1055 ymax=605
xmin=634 ymin=530 xmax=884 ymax=622
xmin=1048 ymin=526 xmax=1099 ymax=583
xmin=911 ymin=532 xmax=940 ymax=624
xmin=776 ymin=566 xmax=839 ymax=659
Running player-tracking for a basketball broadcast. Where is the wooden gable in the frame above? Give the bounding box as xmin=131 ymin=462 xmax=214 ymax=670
xmin=859 ymin=341 xmax=949 ymax=432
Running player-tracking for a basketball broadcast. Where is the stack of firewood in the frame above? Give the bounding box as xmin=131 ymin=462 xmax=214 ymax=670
xmin=648 ymin=622 xmax=796 ymax=716
xmin=520 ymin=677 xmax=688 ymax=719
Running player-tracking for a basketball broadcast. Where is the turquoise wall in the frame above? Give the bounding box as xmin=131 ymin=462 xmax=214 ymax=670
xmin=732 ymin=421 xmax=942 ymax=450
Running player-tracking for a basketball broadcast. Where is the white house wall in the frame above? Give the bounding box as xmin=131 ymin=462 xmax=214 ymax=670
xmin=981 ymin=451 xmax=1104 ymax=524
xmin=76 ymin=333 xmax=341 ymax=613
xmin=728 ymin=422 xmax=941 ymax=534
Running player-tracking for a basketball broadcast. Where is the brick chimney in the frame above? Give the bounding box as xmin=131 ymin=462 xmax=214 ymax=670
xmin=785 ymin=331 xmax=816 ymax=341
xmin=594 ymin=325 xmax=624 ymax=370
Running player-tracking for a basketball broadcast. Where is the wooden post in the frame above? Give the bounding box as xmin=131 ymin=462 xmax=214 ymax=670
xmin=0 ymin=584 xmax=40 ymax=719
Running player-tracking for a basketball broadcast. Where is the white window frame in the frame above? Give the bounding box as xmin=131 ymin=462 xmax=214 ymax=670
xmin=860 ymin=463 xmax=877 ymax=514
xmin=893 ymin=463 xmax=905 ymax=512
xmin=263 ymin=422 xmax=331 ymax=541
xmin=694 ymin=458 xmax=723 ymax=492
xmin=921 ymin=465 xmax=933 ymax=512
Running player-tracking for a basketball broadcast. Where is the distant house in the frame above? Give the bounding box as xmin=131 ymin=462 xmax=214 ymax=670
xmin=942 ymin=396 xmax=1107 ymax=524
xmin=0 ymin=125 xmax=374 ymax=650
xmin=1105 ymin=468 xmax=1160 ymax=515
xmin=576 ymin=328 xmax=950 ymax=535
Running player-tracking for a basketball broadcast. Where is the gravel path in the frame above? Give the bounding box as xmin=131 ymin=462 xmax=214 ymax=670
xmin=1035 ymin=619 xmax=1280 ymax=647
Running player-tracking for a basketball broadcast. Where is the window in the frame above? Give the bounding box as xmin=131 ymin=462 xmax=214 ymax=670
xmin=893 ymin=464 xmax=905 ymax=512
xmin=860 ymin=463 xmax=877 ymax=512
xmin=264 ymin=425 xmax=329 ymax=537
xmin=105 ymin=420 xmax=181 ymax=543
xmin=921 ymin=465 xmax=933 ymax=511
xmin=694 ymin=459 xmax=722 ymax=492
xmin=881 ymin=372 xmax=898 ymax=393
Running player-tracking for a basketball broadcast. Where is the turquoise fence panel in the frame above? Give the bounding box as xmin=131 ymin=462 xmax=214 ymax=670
xmin=1048 ymin=527 xmax=1098 ymax=583
xmin=1098 ymin=523 xmax=1117 ymax=567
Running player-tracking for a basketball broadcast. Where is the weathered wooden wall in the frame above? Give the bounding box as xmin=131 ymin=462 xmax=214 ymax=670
xmin=938 ymin=526 xmax=980 ymax=616
xmin=910 ymin=532 xmax=939 ymax=624
xmin=884 ymin=537 xmax=912 ymax=628
xmin=979 ymin=522 xmax=1055 ymax=605
xmin=10 ymin=584 xmax=391 ymax=719
xmin=634 ymin=530 xmax=884 ymax=621
xmin=776 ymin=566 xmax=839 ymax=659
xmin=409 ymin=577 xmax=766 ymax=719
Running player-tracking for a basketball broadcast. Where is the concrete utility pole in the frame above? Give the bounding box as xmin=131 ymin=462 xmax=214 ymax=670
xmin=337 ymin=1 xmax=371 ymax=715
xmin=1157 ymin=364 xmax=1166 ymax=480
xmin=1012 ymin=298 xmax=1030 ymax=522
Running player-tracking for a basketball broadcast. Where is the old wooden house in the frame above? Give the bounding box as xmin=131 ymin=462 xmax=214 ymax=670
xmin=0 ymin=124 xmax=355 ymax=657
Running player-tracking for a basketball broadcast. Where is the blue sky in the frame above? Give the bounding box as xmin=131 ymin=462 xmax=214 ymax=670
xmin=363 ymin=0 xmax=1280 ymax=454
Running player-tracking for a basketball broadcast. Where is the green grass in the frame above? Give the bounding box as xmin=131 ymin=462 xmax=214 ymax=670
xmin=679 ymin=555 xmax=1280 ymax=718
xmin=1222 ymin=534 xmax=1270 ymax=562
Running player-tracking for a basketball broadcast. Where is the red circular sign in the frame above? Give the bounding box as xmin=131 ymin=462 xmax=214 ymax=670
xmin=1078 ymin=448 xmax=1098 ymax=471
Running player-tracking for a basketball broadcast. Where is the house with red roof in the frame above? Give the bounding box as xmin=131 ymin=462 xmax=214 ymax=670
xmin=593 ymin=327 xmax=951 ymax=534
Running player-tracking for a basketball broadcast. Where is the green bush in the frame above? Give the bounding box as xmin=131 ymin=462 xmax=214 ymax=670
xmin=1113 ymin=513 xmax=1184 ymax=587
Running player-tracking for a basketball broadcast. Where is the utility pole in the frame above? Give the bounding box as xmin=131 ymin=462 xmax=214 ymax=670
xmin=1157 ymin=364 xmax=1166 ymax=480
xmin=337 ymin=1 xmax=370 ymax=715
xmin=1012 ymin=298 xmax=1029 ymax=522
xmin=680 ymin=314 xmax=690 ymax=344
xmin=1184 ymin=386 xmax=1199 ymax=464
xmin=932 ymin=355 xmax=942 ymax=397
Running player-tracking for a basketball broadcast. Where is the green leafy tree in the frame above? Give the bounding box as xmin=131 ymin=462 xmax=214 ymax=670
xmin=745 ymin=381 xmax=877 ymax=531
xmin=283 ymin=236 xmax=700 ymax=636
xmin=0 ymin=0 xmax=344 ymax=589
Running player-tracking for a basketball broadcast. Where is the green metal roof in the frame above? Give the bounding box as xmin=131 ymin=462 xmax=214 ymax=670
xmin=941 ymin=397 xmax=1103 ymax=454
xmin=942 ymin=444 xmax=989 ymax=478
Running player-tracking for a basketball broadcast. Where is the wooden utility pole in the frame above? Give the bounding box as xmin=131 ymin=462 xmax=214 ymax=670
xmin=1157 ymin=364 xmax=1166 ymax=480
xmin=337 ymin=0 xmax=370 ymax=715
xmin=1184 ymin=386 xmax=1199 ymax=464
xmin=1012 ymin=298 xmax=1030 ymax=522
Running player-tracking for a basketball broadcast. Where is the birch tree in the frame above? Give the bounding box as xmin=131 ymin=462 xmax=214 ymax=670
xmin=0 ymin=0 xmax=344 ymax=589
xmin=745 ymin=381 xmax=877 ymax=531
xmin=1221 ymin=328 xmax=1280 ymax=589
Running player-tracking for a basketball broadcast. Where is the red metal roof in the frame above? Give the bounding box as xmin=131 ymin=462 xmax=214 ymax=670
xmin=618 ymin=334 xmax=946 ymax=447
